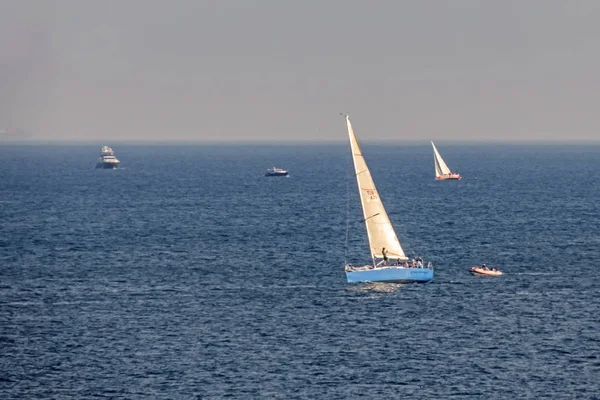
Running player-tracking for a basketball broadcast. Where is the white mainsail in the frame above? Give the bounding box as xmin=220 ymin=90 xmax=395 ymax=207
xmin=345 ymin=115 xmax=407 ymax=261
xmin=431 ymin=141 xmax=451 ymax=177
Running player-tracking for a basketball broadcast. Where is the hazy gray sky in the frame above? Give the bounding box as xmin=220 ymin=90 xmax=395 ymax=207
xmin=1 ymin=0 xmax=599 ymax=142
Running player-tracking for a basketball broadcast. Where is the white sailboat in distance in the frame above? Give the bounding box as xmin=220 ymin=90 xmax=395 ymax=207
xmin=343 ymin=114 xmax=433 ymax=283
xmin=431 ymin=141 xmax=461 ymax=180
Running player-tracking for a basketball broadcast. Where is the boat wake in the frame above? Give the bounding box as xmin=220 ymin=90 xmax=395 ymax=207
xmin=347 ymin=282 xmax=405 ymax=293
xmin=210 ymin=284 xmax=318 ymax=291
xmin=510 ymin=272 xmax=554 ymax=276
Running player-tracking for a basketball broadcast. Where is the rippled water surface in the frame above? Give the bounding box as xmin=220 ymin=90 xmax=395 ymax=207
xmin=1 ymin=143 xmax=599 ymax=399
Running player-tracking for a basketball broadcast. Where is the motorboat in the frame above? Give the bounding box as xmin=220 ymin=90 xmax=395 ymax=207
xmin=265 ymin=167 xmax=289 ymax=177
xmin=96 ymin=146 xmax=120 ymax=169
xmin=469 ymin=265 xmax=503 ymax=276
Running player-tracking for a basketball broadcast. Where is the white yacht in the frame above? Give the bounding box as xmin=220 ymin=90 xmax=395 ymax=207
xmin=96 ymin=146 xmax=120 ymax=169
xmin=265 ymin=167 xmax=289 ymax=177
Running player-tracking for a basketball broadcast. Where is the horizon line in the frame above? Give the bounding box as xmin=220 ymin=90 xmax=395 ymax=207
xmin=2 ymin=138 xmax=600 ymax=146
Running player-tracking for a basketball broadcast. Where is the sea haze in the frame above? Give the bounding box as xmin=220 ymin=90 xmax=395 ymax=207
xmin=1 ymin=143 xmax=599 ymax=399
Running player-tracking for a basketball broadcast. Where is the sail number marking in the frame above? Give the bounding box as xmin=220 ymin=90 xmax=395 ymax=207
xmin=363 ymin=188 xmax=378 ymax=201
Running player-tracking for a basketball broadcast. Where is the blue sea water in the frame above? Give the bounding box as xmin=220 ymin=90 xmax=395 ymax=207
xmin=1 ymin=143 xmax=599 ymax=399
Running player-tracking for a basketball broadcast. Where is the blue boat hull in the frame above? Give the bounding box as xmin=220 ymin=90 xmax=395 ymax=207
xmin=346 ymin=267 xmax=433 ymax=283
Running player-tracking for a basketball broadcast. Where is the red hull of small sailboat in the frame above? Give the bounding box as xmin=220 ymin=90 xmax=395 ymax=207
xmin=436 ymin=174 xmax=461 ymax=180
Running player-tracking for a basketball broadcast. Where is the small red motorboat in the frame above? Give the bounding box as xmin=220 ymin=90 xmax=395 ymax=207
xmin=469 ymin=265 xmax=503 ymax=276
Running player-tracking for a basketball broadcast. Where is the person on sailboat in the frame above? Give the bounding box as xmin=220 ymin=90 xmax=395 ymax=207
xmin=375 ymin=248 xmax=388 ymax=267
xmin=417 ymin=257 xmax=423 ymax=268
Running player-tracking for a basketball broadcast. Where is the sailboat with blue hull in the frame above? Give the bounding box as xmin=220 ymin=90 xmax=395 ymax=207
xmin=343 ymin=115 xmax=433 ymax=284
